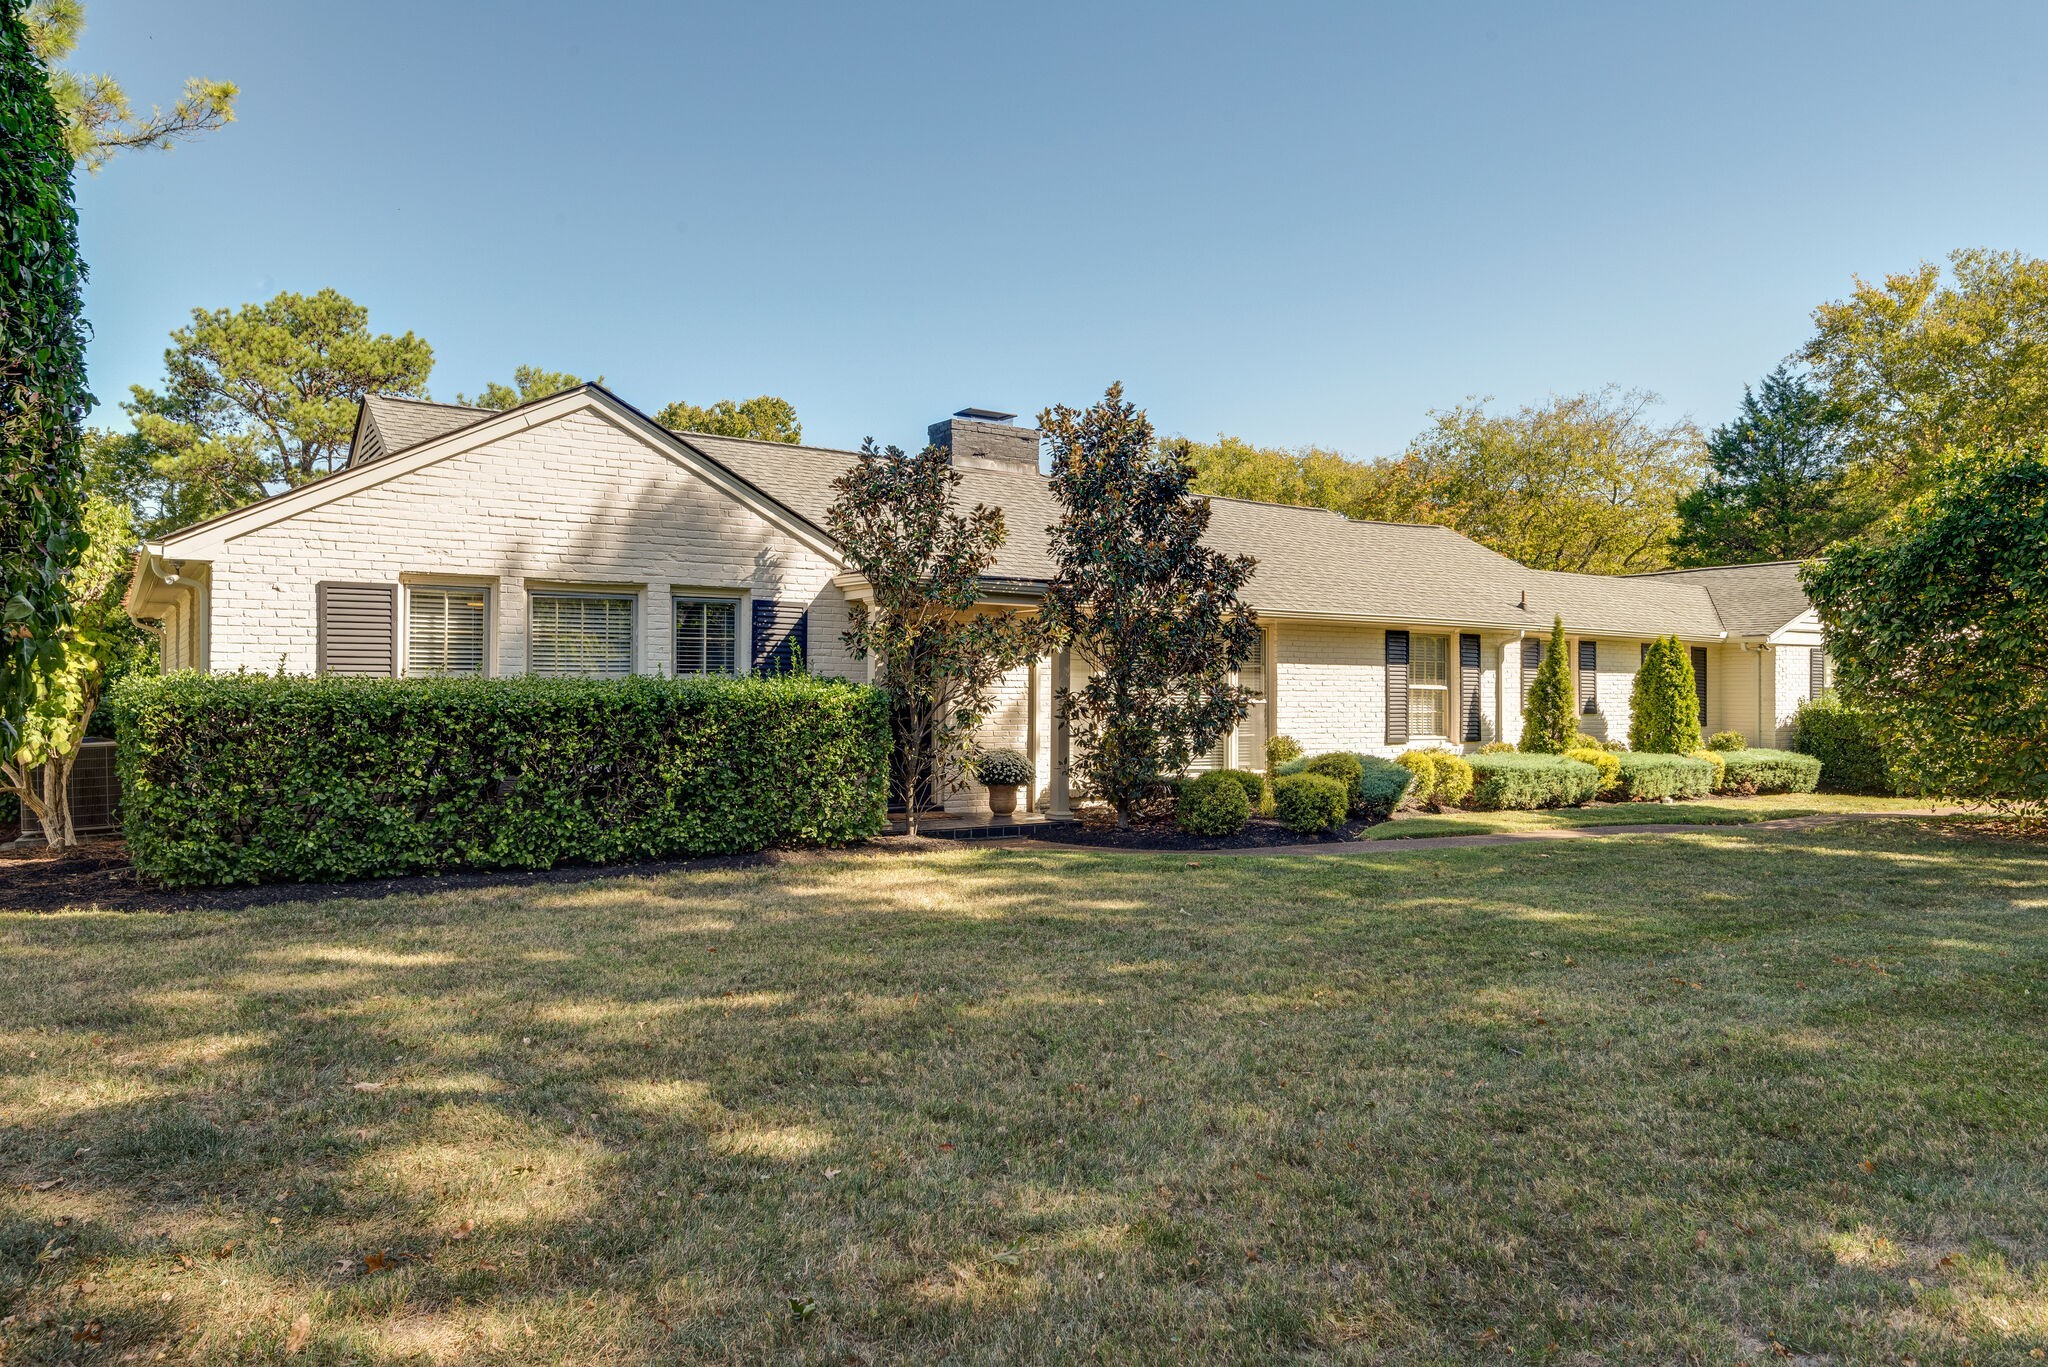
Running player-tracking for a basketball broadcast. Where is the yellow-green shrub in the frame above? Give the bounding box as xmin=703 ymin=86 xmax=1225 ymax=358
xmin=1564 ymin=746 xmax=1622 ymax=795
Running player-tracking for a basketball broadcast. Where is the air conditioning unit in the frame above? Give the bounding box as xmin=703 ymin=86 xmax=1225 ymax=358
xmin=19 ymin=739 xmax=122 ymax=842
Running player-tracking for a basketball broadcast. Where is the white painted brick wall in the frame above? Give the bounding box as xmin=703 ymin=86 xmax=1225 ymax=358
xmin=201 ymin=410 xmax=860 ymax=681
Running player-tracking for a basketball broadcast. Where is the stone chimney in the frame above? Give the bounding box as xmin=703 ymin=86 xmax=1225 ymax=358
xmin=928 ymin=407 xmax=1042 ymax=476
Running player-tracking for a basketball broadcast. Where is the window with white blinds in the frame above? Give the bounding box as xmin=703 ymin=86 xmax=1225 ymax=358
xmin=674 ymin=598 xmax=738 ymax=676
xmin=529 ymin=594 xmax=635 ymax=678
xmin=406 ymin=587 xmax=488 ymax=677
xmin=1408 ymin=633 xmax=1451 ymax=738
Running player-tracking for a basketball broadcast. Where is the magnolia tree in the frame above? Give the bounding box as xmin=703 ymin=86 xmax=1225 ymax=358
xmin=826 ymin=440 xmax=1041 ymax=835
xmin=1804 ymin=445 xmax=2048 ymax=823
xmin=1041 ymin=384 xmax=1261 ymax=827
xmin=2 ymin=496 xmax=140 ymax=847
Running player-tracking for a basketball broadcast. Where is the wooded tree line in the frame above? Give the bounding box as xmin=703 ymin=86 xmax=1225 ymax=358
xmin=1182 ymin=247 xmax=2048 ymax=573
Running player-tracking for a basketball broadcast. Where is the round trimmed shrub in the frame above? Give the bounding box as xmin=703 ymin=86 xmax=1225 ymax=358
xmin=973 ymin=747 xmax=1033 ymax=787
xmin=1706 ymin=731 xmax=1747 ymax=753
xmin=1564 ymin=746 xmax=1621 ymax=795
xmin=1394 ymin=751 xmax=1438 ymax=806
xmin=1467 ymin=753 xmax=1602 ymax=810
xmin=1265 ymin=734 xmax=1303 ymax=772
xmin=1218 ymin=768 xmax=1266 ymax=810
xmin=1301 ymin=751 xmax=1364 ymax=793
xmin=1689 ymin=748 xmax=1727 ymax=791
xmin=1176 ymin=770 xmax=1252 ymax=836
xmin=1420 ymin=749 xmax=1474 ymax=806
xmin=1273 ymin=773 xmax=1349 ymax=834
xmin=1477 ymin=740 xmax=1516 ymax=754
xmin=1719 ymin=748 xmax=1822 ymax=795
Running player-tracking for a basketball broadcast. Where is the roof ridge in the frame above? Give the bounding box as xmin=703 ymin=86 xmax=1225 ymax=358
xmin=1625 ymin=559 xmax=1807 ymax=577
xmin=370 ymin=393 xmax=489 ymax=415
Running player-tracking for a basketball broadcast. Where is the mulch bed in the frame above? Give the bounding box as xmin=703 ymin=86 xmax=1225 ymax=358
xmin=0 ymin=838 xmax=805 ymax=915
xmin=1029 ymin=812 xmax=1382 ymax=851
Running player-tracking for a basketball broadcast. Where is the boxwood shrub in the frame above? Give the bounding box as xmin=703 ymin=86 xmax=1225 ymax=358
xmin=1563 ymin=745 xmax=1622 ymax=796
xmin=108 ymin=672 xmax=891 ymax=888
xmin=1466 ymin=753 xmax=1600 ymax=810
xmin=1175 ymin=770 xmax=1253 ymax=836
xmin=1612 ymin=751 xmax=1716 ymax=801
xmin=1276 ymin=752 xmax=1414 ymax=820
xmin=1272 ymin=772 xmax=1349 ymax=833
xmin=1790 ymin=694 xmax=1894 ymax=794
xmin=1718 ymin=747 xmax=1822 ymax=795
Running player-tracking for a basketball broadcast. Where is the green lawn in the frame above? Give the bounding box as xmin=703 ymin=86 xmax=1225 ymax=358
xmin=3 ymin=819 xmax=2046 ymax=1363
xmin=1369 ymin=791 xmax=1936 ymax=839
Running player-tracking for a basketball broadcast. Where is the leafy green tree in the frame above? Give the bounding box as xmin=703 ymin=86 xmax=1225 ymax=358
xmin=1042 ymin=384 xmax=1262 ymax=827
xmin=2 ymin=494 xmax=144 ymax=846
xmin=1 ymin=0 xmax=91 ymax=753
xmin=1803 ymin=444 xmax=2048 ymax=822
xmin=1399 ymin=388 xmax=1704 ymax=574
xmin=1519 ymin=616 xmax=1576 ymax=753
xmin=655 ymin=395 xmax=801 ymax=444
xmin=1672 ymin=367 xmax=1861 ymax=565
xmin=1629 ymin=636 xmax=1702 ymax=753
xmin=25 ymin=0 xmax=236 ymax=171
xmin=125 ymin=288 xmax=433 ymax=526
xmin=1802 ymin=249 xmax=2048 ymax=507
xmin=825 ymin=439 xmax=1041 ymax=835
xmin=1175 ymin=434 xmax=1425 ymax=523
xmin=457 ymin=365 xmax=595 ymax=411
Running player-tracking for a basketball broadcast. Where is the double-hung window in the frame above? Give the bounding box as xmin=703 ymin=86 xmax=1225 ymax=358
xmin=406 ymin=586 xmax=488 ymax=677
xmin=1408 ymin=633 xmax=1451 ymax=739
xmin=673 ymin=597 xmax=738 ymax=676
xmin=529 ymin=593 xmax=635 ymax=678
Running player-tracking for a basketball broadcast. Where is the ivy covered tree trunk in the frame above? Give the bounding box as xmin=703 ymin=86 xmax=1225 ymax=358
xmin=1041 ymin=384 xmax=1261 ymax=827
xmin=0 ymin=0 xmax=93 ymax=754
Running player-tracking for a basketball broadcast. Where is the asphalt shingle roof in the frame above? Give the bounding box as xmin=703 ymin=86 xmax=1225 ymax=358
xmin=1626 ymin=561 xmax=1814 ymax=636
xmin=683 ymin=431 xmax=1734 ymax=639
xmin=353 ymin=395 xmax=491 ymax=465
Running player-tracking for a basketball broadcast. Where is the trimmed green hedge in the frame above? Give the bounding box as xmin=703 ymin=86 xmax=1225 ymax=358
xmin=1176 ymin=770 xmax=1252 ymax=836
xmin=1718 ymin=747 xmax=1822 ymax=795
xmin=1276 ymin=752 xmax=1414 ymax=820
xmin=108 ymin=672 xmax=891 ymax=888
xmin=1613 ymin=751 xmax=1716 ymax=801
xmin=1466 ymin=753 xmax=1600 ymax=810
xmin=1790 ymin=695 xmax=1894 ymax=795
xmin=1273 ymin=772 xmax=1349 ymax=833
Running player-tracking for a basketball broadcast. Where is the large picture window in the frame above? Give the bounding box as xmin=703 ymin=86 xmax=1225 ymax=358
xmin=529 ymin=593 xmax=635 ymax=678
xmin=1408 ymin=633 xmax=1450 ymax=738
xmin=674 ymin=597 xmax=738 ymax=676
xmin=406 ymin=586 xmax=488 ymax=677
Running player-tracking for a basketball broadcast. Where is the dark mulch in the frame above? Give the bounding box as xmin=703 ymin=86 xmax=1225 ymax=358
xmin=0 ymin=838 xmax=823 ymax=914
xmin=1030 ymin=813 xmax=1382 ymax=851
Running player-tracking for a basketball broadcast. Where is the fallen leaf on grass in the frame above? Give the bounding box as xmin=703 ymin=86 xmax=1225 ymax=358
xmin=351 ymin=1082 xmax=385 ymax=1092
xmin=285 ymin=1313 xmax=311 ymax=1354
xmin=363 ymin=1251 xmax=392 ymax=1274
xmin=449 ymin=1220 xmax=474 ymax=1241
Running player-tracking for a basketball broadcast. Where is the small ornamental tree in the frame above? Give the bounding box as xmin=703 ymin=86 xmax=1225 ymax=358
xmin=1519 ymin=615 xmax=1576 ymax=753
xmin=1630 ymin=635 xmax=1703 ymax=753
xmin=2 ymin=0 xmax=93 ymax=752
xmin=826 ymin=439 xmax=1041 ymax=835
xmin=1804 ymin=445 xmax=2048 ymax=822
xmin=1041 ymin=384 xmax=1261 ymax=826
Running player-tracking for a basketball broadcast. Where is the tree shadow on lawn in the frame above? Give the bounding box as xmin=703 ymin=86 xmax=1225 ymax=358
xmin=1 ymin=821 xmax=2045 ymax=1363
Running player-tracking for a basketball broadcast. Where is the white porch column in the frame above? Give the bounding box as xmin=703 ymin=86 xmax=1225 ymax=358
xmin=1047 ymin=647 xmax=1072 ymax=818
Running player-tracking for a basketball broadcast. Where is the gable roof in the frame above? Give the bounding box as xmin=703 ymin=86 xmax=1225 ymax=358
xmin=349 ymin=394 xmax=493 ymax=467
xmin=1626 ymin=561 xmax=1814 ymax=637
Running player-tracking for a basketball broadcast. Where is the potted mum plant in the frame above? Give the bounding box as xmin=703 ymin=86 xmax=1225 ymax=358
xmin=973 ymin=747 xmax=1033 ymax=817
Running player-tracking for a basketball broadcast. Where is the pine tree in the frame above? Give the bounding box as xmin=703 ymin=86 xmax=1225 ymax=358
xmin=2 ymin=0 xmax=93 ymax=751
xmin=1520 ymin=615 xmax=1576 ymax=753
xmin=1042 ymin=384 xmax=1262 ymax=827
xmin=1629 ymin=636 xmax=1703 ymax=753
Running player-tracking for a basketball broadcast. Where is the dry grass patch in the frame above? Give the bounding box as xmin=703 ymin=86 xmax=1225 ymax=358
xmin=2 ymin=821 xmax=2046 ymax=1362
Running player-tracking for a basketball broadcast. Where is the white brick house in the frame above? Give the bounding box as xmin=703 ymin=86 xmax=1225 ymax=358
xmin=125 ymin=385 xmax=1831 ymax=816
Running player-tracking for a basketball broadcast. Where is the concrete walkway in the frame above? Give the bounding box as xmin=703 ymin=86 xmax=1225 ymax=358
xmin=1033 ymin=808 xmax=1961 ymax=858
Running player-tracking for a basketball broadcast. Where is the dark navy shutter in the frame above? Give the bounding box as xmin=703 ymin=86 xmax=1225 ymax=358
xmin=1459 ymin=633 xmax=1482 ymax=742
xmin=1521 ymin=638 xmax=1542 ymax=709
xmin=751 ymin=599 xmax=808 ymax=674
xmin=1385 ymin=630 xmax=1409 ymax=746
xmin=1577 ymin=639 xmax=1599 ymax=715
xmin=1690 ymin=646 xmax=1708 ymax=724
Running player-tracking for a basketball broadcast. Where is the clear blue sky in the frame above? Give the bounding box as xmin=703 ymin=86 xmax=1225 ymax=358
xmin=68 ymin=0 xmax=2048 ymax=457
